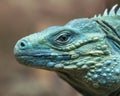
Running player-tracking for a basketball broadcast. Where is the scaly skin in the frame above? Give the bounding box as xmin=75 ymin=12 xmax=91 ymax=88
xmin=14 ymin=5 xmax=120 ymax=96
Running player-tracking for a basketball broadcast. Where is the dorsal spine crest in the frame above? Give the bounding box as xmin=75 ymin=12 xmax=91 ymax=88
xmin=94 ymin=4 xmax=120 ymax=17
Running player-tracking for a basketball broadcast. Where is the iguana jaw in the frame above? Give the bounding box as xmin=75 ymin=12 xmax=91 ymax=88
xmin=14 ymin=48 xmax=72 ymax=69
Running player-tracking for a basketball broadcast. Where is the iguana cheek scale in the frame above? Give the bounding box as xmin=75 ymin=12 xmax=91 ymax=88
xmin=14 ymin=5 xmax=120 ymax=96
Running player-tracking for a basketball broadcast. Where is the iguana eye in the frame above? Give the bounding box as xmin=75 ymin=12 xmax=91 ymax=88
xmin=56 ymin=33 xmax=71 ymax=43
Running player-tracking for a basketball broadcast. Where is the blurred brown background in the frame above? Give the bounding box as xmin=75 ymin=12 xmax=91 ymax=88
xmin=0 ymin=0 xmax=118 ymax=96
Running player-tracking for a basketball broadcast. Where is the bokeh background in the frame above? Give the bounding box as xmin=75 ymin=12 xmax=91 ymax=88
xmin=0 ymin=0 xmax=118 ymax=96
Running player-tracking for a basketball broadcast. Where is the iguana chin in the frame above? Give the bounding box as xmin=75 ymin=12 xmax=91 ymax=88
xmin=14 ymin=4 xmax=120 ymax=96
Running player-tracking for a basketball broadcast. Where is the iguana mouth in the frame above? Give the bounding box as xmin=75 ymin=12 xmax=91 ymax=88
xmin=15 ymin=53 xmax=72 ymax=69
xmin=15 ymin=55 xmax=50 ymax=67
xmin=15 ymin=51 xmax=71 ymax=60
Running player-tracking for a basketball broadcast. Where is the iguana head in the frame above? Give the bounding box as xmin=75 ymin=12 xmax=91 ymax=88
xmin=14 ymin=18 xmax=108 ymax=69
xmin=14 ymin=4 xmax=120 ymax=96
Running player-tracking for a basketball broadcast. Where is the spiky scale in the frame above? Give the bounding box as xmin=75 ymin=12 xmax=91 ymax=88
xmin=109 ymin=4 xmax=118 ymax=16
xmin=103 ymin=9 xmax=108 ymax=16
xmin=116 ymin=8 xmax=120 ymax=15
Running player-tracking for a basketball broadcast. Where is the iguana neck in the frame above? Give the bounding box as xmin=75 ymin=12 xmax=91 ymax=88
xmin=56 ymin=55 xmax=120 ymax=96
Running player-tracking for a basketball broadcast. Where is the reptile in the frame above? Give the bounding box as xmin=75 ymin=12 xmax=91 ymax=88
xmin=14 ymin=4 xmax=120 ymax=96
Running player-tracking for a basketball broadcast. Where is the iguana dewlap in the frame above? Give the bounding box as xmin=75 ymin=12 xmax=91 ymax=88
xmin=14 ymin=5 xmax=120 ymax=96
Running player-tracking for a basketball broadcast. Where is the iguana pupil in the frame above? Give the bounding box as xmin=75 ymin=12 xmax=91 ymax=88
xmin=56 ymin=32 xmax=71 ymax=43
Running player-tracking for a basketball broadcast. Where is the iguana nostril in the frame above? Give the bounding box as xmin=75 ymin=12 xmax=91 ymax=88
xmin=21 ymin=42 xmax=26 ymax=47
xmin=19 ymin=40 xmax=28 ymax=49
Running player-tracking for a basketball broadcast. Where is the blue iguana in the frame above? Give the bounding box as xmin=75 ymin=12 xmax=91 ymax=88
xmin=14 ymin=5 xmax=120 ymax=96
